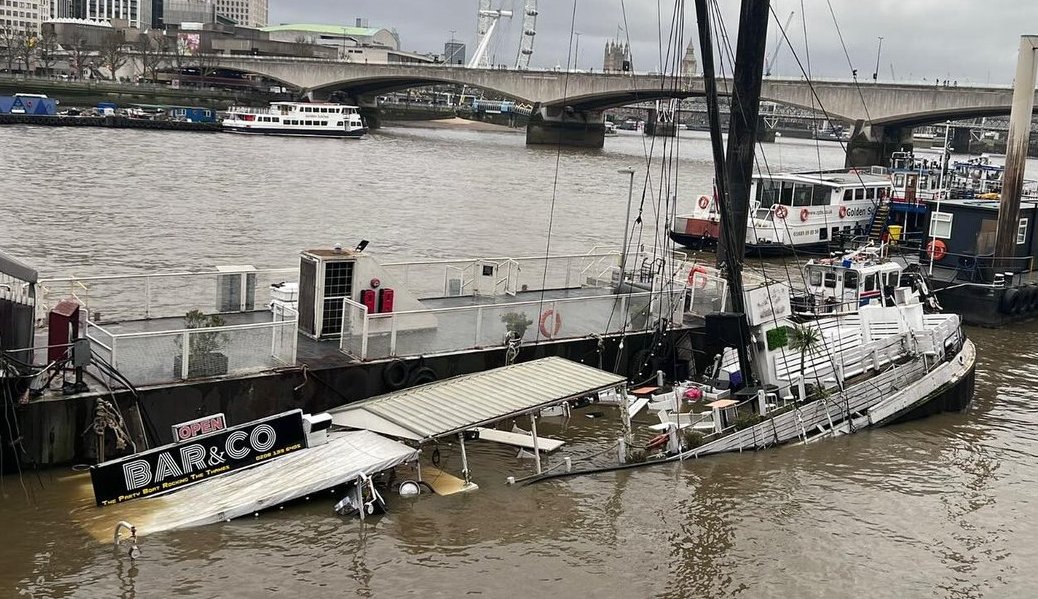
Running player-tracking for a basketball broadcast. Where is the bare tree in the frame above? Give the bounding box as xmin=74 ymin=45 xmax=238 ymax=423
xmin=135 ymin=33 xmax=162 ymax=82
xmin=15 ymin=29 xmax=36 ymax=73
xmin=194 ymin=51 xmax=219 ymax=88
xmin=99 ymin=32 xmax=127 ymax=80
xmin=37 ymin=30 xmax=58 ymax=76
xmin=0 ymin=25 xmax=17 ymax=72
xmin=66 ymin=31 xmax=88 ymax=80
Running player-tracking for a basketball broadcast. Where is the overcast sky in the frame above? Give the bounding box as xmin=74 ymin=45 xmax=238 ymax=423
xmin=269 ymin=1 xmax=1037 ymax=85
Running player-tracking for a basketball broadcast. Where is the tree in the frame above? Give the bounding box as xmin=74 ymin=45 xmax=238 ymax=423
xmin=37 ymin=30 xmax=58 ymax=76
xmin=135 ymin=33 xmax=165 ymax=82
xmin=0 ymin=25 xmax=17 ymax=72
xmin=66 ymin=31 xmax=88 ymax=80
xmin=788 ymin=323 xmax=821 ymax=399
xmin=194 ymin=51 xmax=218 ymax=88
xmin=15 ymin=29 xmax=36 ymax=73
xmin=99 ymin=32 xmax=127 ymax=80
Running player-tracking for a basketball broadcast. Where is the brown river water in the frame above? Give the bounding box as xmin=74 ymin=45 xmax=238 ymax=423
xmin=1 ymin=125 xmax=1037 ymax=597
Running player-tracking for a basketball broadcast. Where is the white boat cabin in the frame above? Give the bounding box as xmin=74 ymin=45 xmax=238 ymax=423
xmin=797 ymin=246 xmax=914 ymax=315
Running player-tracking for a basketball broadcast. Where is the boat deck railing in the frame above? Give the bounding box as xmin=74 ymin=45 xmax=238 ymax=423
xmin=85 ymin=306 xmax=297 ymax=388
xmin=338 ymin=286 xmax=687 ymax=361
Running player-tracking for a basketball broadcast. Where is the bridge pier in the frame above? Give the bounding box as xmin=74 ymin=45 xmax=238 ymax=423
xmin=845 ymin=121 xmax=912 ymax=168
xmin=525 ymin=104 xmax=606 ymax=148
xmin=950 ymin=126 xmax=973 ymax=153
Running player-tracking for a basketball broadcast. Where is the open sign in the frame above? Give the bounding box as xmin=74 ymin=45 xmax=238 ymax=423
xmin=172 ymin=413 xmax=227 ymax=441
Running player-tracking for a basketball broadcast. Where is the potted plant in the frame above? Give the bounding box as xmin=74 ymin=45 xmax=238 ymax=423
xmin=500 ymin=311 xmax=533 ymax=343
xmin=173 ymin=309 xmax=230 ymax=378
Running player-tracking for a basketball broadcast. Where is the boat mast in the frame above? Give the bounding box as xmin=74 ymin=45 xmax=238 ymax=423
xmin=695 ymin=0 xmax=770 ymax=386
xmin=993 ymin=35 xmax=1038 ymax=269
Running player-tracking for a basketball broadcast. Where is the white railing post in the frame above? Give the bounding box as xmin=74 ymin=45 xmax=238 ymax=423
xmin=475 ymin=306 xmax=483 ymax=346
xmin=144 ymin=275 xmax=152 ymax=319
xmin=180 ymin=330 xmax=191 ymax=379
xmin=360 ymin=307 xmax=369 ymax=360
xmin=390 ymin=314 xmax=398 ymax=356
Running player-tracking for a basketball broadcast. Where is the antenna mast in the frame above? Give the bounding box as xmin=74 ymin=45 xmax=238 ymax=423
xmin=514 ymin=0 xmax=539 ymax=69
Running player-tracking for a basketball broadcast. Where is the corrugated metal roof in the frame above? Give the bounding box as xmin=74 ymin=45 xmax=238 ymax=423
xmin=330 ymin=357 xmax=626 ymax=441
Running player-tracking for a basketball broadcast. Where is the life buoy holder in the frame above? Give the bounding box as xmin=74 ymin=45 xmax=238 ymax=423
xmin=838 ymin=205 xmax=848 ymax=219
xmin=926 ymin=239 xmax=947 ymax=261
xmin=539 ymin=309 xmax=562 ymax=338
xmin=774 ymin=205 xmax=788 ymax=219
xmin=687 ymin=265 xmax=710 ymax=289
xmin=799 ymin=208 xmax=810 ymax=222
xmin=697 ymin=195 xmax=710 ymax=210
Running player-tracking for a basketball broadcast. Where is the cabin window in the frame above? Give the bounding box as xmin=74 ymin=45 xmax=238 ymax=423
xmin=808 ymin=269 xmax=822 ymax=287
xmin=792 ymin=184 xmax=813 ymax=207
xmin=823 ymin=271 xmax=837 ymax=289
xmin=919 ymin=175 xmax=929 ymax=189
xmin=865 ymin=274 xmax=877 ymax=292
xmin=780 ymin=181 xmax=794 ymax=204
xmin=866 ymin=187 xmax=875 ymax=199
xmin=854 ymin=188 xmax=865 ymax=200
xmin=812 ymin=185 xmax=830 ymax=206
xmin=336 ymin=121 xmax=343 ymax=127
xmin=819 ymin=227 xmax=828 ymax=241
xmin=930 ymin=212 xmax=953 ymax=239
xmin=758 ymin=180 xmax=781 ymax=207
xmin=843 ymin=189 xmax=853 ymax=202
xmin=844 ymin=270 xmax=859 ymax=289
xmin=893 ymin=173 xmax=905 ymax=188
xmin=1018 ymin=218 xmax=1028 ymax=244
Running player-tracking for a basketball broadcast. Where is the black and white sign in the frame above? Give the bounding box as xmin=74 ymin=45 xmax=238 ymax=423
xmin=90 ymin=410 xmax=306 ymax=507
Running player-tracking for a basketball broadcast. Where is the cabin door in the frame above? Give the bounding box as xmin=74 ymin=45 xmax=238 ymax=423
xmin=905 ymin=173 xmax=919 ymax=203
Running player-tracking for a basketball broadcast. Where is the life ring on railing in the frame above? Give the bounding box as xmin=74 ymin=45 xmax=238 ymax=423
xmin=697 ymin=195 xmax=711 ymax=209
xmin=539 ymin=309 xmax=562 ymax=338
xmin=774 ymin=205 xmax=788 ymax=219
xmin=926 ymin=239 xmax=947 ymax=261
xmin=838 ymin=205 xmax=848 ymax=219
xmin=687 ymin=265 xmax=710 ymax=289
xmin=799 ymin=208 xmax=810 ymax=222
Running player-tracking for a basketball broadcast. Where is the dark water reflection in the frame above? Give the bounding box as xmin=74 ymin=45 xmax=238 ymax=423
xmin=1 ymin=125 xmax=1037 ymax=597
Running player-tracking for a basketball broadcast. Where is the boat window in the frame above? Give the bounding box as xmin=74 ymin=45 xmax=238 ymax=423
xmin=758 ymin=180 xmax=780 ymax=207
xmin=930 ymin=211 xmax=953 ymax=239
xmin=919 ymin=175 xmax=929 ymax=188
xmin=792 ymin=184 xmax=813 ymax=207
xmin=780 ymin=181 xmax=794 ymax=204
xmin=843 ymin=189 xmax=852 ymax=202
xmin=808 ymin=268 xmax=823 ymax=287
xmin=866 ymin=187 xmax=875 ymax=199
xmin=819 ymin=227 xmax=828 ymax=241
xmin=893 ymin=173 xmax=905 ymax=188
xmin=886 ymin=272 xmax=900 ymax=288
xmin=337 ymin=121 xmax=343 ymax=126
xmin=854 ymin=188 xmax=865 ymax=200
xmin=1018 ymin=218 xmax=1028 ymax=244
xmin=844 ymin=270 xmax=859 ymax=289
xmin=823 ymin=271 xmax=837 ymax=289
xmin=812 ymin=184 xmax=830 ymax=206
xmin=865 ymin=274 xmax=877 ymax=292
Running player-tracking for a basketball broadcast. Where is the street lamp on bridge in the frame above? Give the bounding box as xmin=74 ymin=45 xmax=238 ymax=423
xmin=873 ymin=36 xmax=884 ymax=83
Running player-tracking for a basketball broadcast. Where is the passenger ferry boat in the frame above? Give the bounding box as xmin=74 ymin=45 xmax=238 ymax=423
xmin=222 ymin=102 xmax=367 ymax=138
xmin=670 ymin=169 xmax=891 ymax=255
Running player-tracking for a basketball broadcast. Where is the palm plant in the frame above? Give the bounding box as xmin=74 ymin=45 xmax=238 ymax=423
xmin=788 ymin=323 xmax=821 ymax=390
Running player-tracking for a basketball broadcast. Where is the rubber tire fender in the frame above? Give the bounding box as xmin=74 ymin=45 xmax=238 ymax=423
xmin=1000 ymin=288 xmax=1020 ymax=314
xmin=382 ymin=359 xmax=409 ymax=390
xmin=408 ymin=366 xmax=438 ymax=386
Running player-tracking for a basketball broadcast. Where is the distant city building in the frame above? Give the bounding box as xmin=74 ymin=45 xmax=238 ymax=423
xmin=2 ymin=0 xmax=46 ymax=34
xmin=681 ymin=40 xmax=698 ymax=78
xmin=212 ymin=0 xmax=265 ymax=28
xmin=261 ymin=22 xmax=431 ymax=64
xmin=603 ymin=40 xmax=631 ymax=73
xmin=154 ymin=0 xmax=217 ymax=28
xmin=83 ymin=0 xmax=151 ymax=30
xmin=444 ymin=40 xmax=465 ymax=65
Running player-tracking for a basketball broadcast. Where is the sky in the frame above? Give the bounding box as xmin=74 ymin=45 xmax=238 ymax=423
xmin=269 ymin=1 xmax=1038 ymax=85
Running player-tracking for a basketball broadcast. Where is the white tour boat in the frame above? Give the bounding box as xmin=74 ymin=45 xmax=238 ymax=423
xmin=222 ymin=102 xmax=367 ymax=138
xmin=670 ymin=169 xmax=892 ymax=255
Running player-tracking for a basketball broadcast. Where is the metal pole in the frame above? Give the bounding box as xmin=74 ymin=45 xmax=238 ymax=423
xmin=617 ymin=168 xmax=635 ymax=279
xmin=458 ymin=432 xmax=470 ymax=484
xmin=574 ymin=32 xmax=581 ymax=70
xmin=930 ymin=121 xmax=952 ymax=276
xmin=872 ymin=36 xmax=883 ymax=83
xmin=993 ymin=35 xmax=1038 ymax=269
xmin=528 ymin=413 xmax=542 ymax=474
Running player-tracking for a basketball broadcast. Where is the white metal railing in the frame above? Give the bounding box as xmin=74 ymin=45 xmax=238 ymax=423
xmin=86 ymin=314 xmax=298 ymax=387
xmin=338 ymin=288 xmax=684 ymax=361
xmin=38 ymin=268 xmax=296 ymax=323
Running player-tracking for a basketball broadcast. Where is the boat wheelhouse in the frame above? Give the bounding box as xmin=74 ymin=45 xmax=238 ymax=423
xmin=670 ymin=169 xmax=891 ymax=255
xmin=222 ymin=102 xmax=367 ymax=138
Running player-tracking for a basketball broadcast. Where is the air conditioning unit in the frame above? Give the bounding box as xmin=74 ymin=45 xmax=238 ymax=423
xmin=216 ymin=265 xmax=256 ymax=312
xmin=297 ymin=250 xmax=358 ymax=339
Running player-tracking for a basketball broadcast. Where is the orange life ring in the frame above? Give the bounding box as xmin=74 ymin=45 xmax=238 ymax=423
xmin=539 ymin=309 xmax=562 ymax=338
xmin=838 ymin=205 xmax=848 ymax=219
xmin=799 ymin=208 xmax=810 ymax=222
xmin=774 ymin=205 xmax=788 ymax=219
xmin=697 ymin=195 xmax=710 ymax=209
xmin=926 ymin=239 xmax=947 ymax=261
xmin=687 ymin=265 xmax=710 ymax=288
